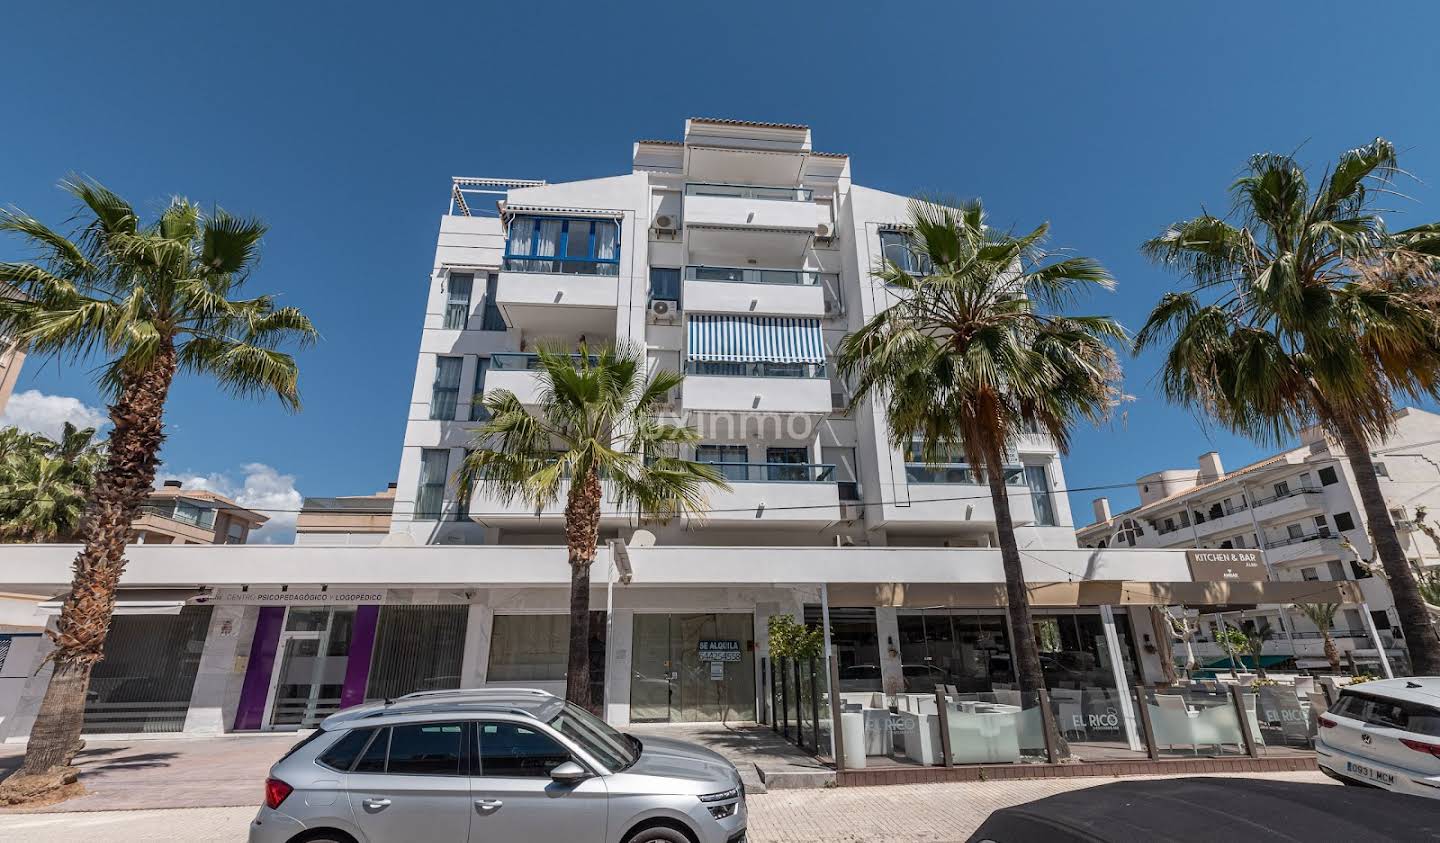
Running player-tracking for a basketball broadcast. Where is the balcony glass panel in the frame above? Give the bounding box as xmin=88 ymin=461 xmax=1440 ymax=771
xmin=696 ymin=462 xmax=835 ymax=483
xmin=685 ymin=265 xmax=819 ymax=286
xmin=685 ymin=360 xmax=826 ymax=378
xmin=905 ymin=464 xmax=1025 ymax=486
xmin=490 ymin=352 xmax=600 ymax=371
xmin=684 ymin=183 xmax=812 ymax=201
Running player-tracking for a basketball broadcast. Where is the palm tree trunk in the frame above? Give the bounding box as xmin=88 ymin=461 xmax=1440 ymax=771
xmin=5 ymin=347 xmax=175 ymax=793
xmin=1324 ymin=632 xmax=1341 ymax=674
xmin=563 ymin=469 xmax=603 ymax=712
xmin=1334 ymin=416 xmax=1440 ymax=674
xmin=984 ymin=444 xmax=1044 ymax=695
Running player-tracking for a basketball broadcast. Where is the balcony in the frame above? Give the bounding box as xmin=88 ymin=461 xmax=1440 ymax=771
xmin=1250 ymin=487 xmax=1325 ymax=523
xmin=683 ymin=183 xmax=825 ymax=263
xmin=466 ymin=479 xmax=628 ymax=526
xmin=694 ymin=463 xmax=841 ymax=527
xmin=494 ymin=266 xmax=618 ymax=337
xmin=681 ymin=265 xmax=828 ymax=317
xmin=1264 ymin=531 xmax=1343 ymax=565
xmin=681 ymin=361 xmax=832 ymax=424
xmin=484 ymin=353 xmax=598 ymax=406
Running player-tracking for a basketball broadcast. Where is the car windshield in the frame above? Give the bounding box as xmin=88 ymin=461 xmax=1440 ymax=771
xmin=548 ymin=702 xmax=639 ymax=771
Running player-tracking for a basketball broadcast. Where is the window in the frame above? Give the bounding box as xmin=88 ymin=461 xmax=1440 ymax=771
xmin=414 ymin=449 xmax=449 ymax=520
xmin=766 ymin=447 xmax=808 ymax=481
xmin=488 ymin=615 xmax=567 ymax=681
xmin=1332 ymin=693 xmax=1440 ymax=737
xmin=471 ymin=358 xmax=491 ymax=422
xmin=365 ymin=605 xmax=468 ymax=700
xmin=1314 ymin=515 xmax=1330 ymax=536
xmin=1025 ymin=465 xmax=1056 ymax=526
xmin=319 ymin=728 xmax=375 ymax=771
xmin=387 ymin=723 xmax=464 ymax=775
xmin=225 ymin=521 xmax=245 ymax=544
xmin=1286 ymin=524 xmax=1304 ymax=540
xmin=354 ymin=727 xmax=390 ymax=772
xmin=1374 ymin=462 xmax=1389 ymax=478
xmin=649 ymin=267 xmax=681 ymax=302
xmin=505 ymin=216 xmax=620 ymax=275
xmin=878 ymin=230 xmax=933 ymax=276
xmin=1319 ymin=466 xmax=1339 ymax=486
xmin=444 ymin=273 xmax=473 ymax=330
xmin=1272 ymin=481 xmax=1290 ymax=497
xmin=1301 ymin=567 xmax=1320 ymax=581
xmin=698 ymin=445 xmax=749 ymax=483
xmin=477 ymin=722 xmax=571 ymax=777
xmin=1178 ymin=511 xmax=1190 ymax=528
xmin=480 ymin=273 xmax=506 ymax=331
xmin=823 ymin=446 xmax=859 ymax=502
xmin=1163 ymin=518 xmax=1176 ymax=532
xmin=1334 ymin=511 xmax=1356 ymax=531
xmin=430 ymin=357 xmax=463 ymax=420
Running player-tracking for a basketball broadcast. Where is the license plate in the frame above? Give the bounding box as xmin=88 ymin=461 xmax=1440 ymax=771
xmin=1346 ymin=760 xmax=1397 ymax=786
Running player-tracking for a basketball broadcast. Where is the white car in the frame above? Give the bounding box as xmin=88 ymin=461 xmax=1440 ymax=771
xmin=1316 ymin=676 xmax=1440 ymax=797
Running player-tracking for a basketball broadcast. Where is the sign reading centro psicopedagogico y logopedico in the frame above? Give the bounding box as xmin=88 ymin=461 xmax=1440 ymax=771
xmin=698 ymin=639 xmax=743 ymax=662
xmin=1185 ymin=549 xmax=1269 ymax=582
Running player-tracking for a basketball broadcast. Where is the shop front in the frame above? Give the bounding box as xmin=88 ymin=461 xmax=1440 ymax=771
xmin=630 ymin=612 xmax=756 ymax=723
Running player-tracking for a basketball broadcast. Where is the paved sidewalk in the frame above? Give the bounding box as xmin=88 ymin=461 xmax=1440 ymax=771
xmin=0 ymin=771 xmax=1334 ymax=842
xmin=0 ymin=734 xmax=299 ymax=812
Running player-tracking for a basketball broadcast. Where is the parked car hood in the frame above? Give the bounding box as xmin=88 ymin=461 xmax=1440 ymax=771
xmin=617 ymin=734 xmax=740 ymax=793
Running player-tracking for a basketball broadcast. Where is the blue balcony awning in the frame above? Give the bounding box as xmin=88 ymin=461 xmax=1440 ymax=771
xmin=687 ymin=314 xmax=825 ymax=363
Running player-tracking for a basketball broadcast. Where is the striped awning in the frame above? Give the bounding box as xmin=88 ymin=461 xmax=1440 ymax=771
xmin=687 ymin=314 xmax=825 ymax=363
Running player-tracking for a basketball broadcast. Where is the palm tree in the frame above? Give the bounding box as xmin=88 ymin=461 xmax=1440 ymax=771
xmin=1242 ymin=620 xmax=1275 ymax=678
xmin=0 ymin=179 xmax=316 ymax=798
xmin=1295 ymin=602 xmax=1342 ymax=674
xmin=837 ymin=198 xmax=1123 ymax=700
xmin=457 ymin=343 xmax=727 ymax=710
xmin=0 ymin=423 xmax=102 ymax=543
xmin=1136 ymin=139 xmax=1440 ymax=674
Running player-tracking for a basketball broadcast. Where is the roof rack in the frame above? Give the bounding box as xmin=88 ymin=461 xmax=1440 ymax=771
xmin=396 ymin=687 xmax=555 ymax=701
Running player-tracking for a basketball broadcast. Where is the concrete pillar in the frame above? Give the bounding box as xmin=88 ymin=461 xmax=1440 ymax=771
xmin=461 ymin=603 xmax=493 ymax=687
xmin=183 ymin=604 xmax=252 ymax=735
xmin=606 ymin=608 xmax=635 ymax=725
xmin=2 ymin=630 xmax=55 ymax=742
xmin=876 ymin=607 xmax=903 ymax=695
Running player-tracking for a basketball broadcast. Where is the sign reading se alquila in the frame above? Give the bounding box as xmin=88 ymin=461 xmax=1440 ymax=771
xmin=1185 ymin=548 xmax=1268 ymax=582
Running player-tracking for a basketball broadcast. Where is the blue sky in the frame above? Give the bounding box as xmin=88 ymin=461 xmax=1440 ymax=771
xmin=4 ymin=2 xmax=1439 ymax=538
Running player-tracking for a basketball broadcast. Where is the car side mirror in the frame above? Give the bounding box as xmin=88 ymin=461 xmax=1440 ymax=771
xmin=550 ymin=761 xmax=589 ymax=784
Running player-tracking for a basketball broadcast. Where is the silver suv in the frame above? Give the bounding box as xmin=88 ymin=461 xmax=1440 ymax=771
xmin=248 ymin=688 xmax=747 ymax=843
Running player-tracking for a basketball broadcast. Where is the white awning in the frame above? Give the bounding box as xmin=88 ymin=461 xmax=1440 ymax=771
xmin=37 ymin=600 xmax=186 ymax=617
xmin=687 ymin=314 xmax=825 ymax=363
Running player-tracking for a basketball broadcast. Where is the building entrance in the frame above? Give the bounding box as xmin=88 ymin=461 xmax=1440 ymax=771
xmin=630 ymin=613 xmax=755 ymax=723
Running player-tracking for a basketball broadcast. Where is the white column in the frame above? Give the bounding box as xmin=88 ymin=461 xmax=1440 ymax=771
xmin=183 ymin=604 xmax=250 ymax=735
xmin=875 ymin=608 xmax=903 ymax=695
xmin=1359 ymin=601 xmax=1395 ymax=679
xmin=460 ymin=604 xmax=493 ymax=687
xmin=820 ymin=583 xmax=836 ymax=760
xmin=607 ymin=608 xmax=635 ymax=726
xmin=1099 ymin=605 xmax=1142 ymax=751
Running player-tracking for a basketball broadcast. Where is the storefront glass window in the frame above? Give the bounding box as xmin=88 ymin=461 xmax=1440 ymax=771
xmin=804 ymin=606 xmax=881 ymax=692
xmin=895 ymin=611 xmax=1014 ymax=693
xmin=1033 ymin=612 xmax=1138 ymax=690
xmin=630 ymin=613 xmax=755 ymax=723
xmin=488 ymin=612 xmax=606 ymax=706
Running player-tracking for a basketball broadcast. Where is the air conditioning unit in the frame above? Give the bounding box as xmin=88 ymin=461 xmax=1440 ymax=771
xmin=649 ymin=299 xmax=679 ymax=321
xmin=814 ymin=221 xmax=835 ymax=240
xmin=654 ymin=213 xmax=679 ymax=233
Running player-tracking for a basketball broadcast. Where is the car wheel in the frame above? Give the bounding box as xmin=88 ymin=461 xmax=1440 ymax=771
xmin=624 ymin=825 xmax=693 ymax=843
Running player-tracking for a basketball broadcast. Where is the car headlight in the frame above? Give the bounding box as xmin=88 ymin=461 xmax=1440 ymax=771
xmin=699 ymin=786 xmax=741 ymax=803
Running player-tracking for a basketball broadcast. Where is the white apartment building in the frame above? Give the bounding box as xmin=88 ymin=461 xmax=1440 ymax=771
xmin=0 ymin=120 xmax=1362 ymax=743
xmin=388 ymin=117 xmax=1079 ymax=552
xmin=1076 ymin=407 xmax=1440 ymax=672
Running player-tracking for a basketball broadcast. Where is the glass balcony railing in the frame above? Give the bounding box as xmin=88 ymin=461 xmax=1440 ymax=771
xmin=904 ymin=465 xmax=1025 ymax=486
xmin=1250 ymin=487 xmax=1322 ymax=507
xmin=686 ymin=360 xmax=827 ymax=379
xmin=685 ymin=265 xmax=831 ymax=286
xmin=140 ymin=503 xmax=217 ymax=530
xmin=701 ymin=462 xmax=835 ymax=483
xmin=1263 ymin=529 xmax=1335 ymax=549
xmin=490 ymin=352 xmax=600 ymax=371
xmin=684 ymin=183 xmax=813 ymax=201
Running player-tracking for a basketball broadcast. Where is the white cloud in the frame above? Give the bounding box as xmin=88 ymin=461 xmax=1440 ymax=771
xmin=0 ymin=389 xmax=109 ymax=440
xmin=159 ymin=463 xmax=303 ymax=544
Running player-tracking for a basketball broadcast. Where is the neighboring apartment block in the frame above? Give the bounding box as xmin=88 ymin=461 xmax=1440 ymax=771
xmin=133 ymin=479 xmax=268 ymax=545
xmin=295 ymin=484 xmax=396 ymax=545
xmin=1076 ymin=408 xmax=1440 ymax=672
xmin=391 ymin=117 xmax=1076 ymax=552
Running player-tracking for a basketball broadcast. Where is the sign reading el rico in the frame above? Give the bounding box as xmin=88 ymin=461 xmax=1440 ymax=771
xmin=1185 ymin=548 xmax=1268 ymax=582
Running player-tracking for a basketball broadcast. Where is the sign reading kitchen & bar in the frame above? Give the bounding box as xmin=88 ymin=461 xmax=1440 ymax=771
xmin=1185 ymin=549 xmax=1268 ymax=582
